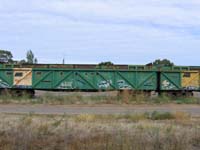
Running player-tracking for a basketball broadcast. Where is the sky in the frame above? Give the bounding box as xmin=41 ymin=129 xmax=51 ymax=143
xmin=0 ymin=0 xmax=200 ymax=65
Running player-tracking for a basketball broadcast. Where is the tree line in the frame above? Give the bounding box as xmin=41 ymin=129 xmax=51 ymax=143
xmin=98 ymin=59 xmax=174 ymax=67
xmin=0 ymin=50 xmax=38 ymax=64
xmin=0 ymin=49 xmax=174 ymax=66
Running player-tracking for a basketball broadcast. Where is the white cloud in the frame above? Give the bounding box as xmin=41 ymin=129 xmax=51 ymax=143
xmin=27 ymin=0 xmax=200 ymax=27
xmin=0 ymin=0 xmax=200 ymax=65
xmin=1 ymin=0 xmax=200 ymax=27
xmin=1 ymin=0 xmax=200 ymax=31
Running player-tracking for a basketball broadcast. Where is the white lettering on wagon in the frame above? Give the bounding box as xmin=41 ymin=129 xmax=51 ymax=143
xmin=162 ymin=80 xmax=175 ymax=90
xmin=117 ymin=80 xmax=131 ymax=89
xmin=58 ymin=81 xmax=73 ymax=89
xmin=98 ymin=80 xmax=112 ymax=89
xmin=0 ymin=79 xmax=10 ymax=88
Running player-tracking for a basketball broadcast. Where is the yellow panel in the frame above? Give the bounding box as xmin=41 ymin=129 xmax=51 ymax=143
xmin=13 ymin=68 xmax=32 ymax=86
xmin=182 ymin=71 xmax=199 ymax=90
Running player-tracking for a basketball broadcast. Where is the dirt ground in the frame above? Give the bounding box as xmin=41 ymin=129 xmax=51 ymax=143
xmin=0 ymin=104 xmax=199 ymax=116
xmin=0 ymin=90 xmax=199 ymax=116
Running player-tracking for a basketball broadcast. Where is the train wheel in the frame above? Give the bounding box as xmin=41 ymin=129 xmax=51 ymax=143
xmin=25 ymin=90 xmax=35 ymax=98
xmin=0 ymin=89 xmax=12 ymax=96
xmin=10 ymin=90 xmax=35 ymax=98
xmin=0 ymin=89 xmax=35 ymax=98
xmin=181 ymin=91 xmax=193 ymax=97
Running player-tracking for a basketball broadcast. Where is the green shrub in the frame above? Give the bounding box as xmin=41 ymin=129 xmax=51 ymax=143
xmin=150 ymin=111 xmax=175 ymax=120
xmin=175 ymin=97 xmax=200 ymax=104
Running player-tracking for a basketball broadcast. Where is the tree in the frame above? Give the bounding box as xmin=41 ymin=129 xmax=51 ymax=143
xmin=98 ymin=61 xmax=114 ymax=66
xmin=18 ymin=59 xmax=26 ymax=64
xmin=152 ymin=59 xmax=174 ymax=66
xmin=97 ymin=61 xmax=114 ymax=69
xmin=26 ymin=50 xmax=38 ymax=64
xmin=0 ymin=50 xmax=13 ymax=63
xmin=34 ymin=58 xmax=38 ymax=64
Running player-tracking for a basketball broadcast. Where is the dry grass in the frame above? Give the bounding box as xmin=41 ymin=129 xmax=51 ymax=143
xmin=0 ymin=112 xmax=199 ymax=150
xmin=0 ymin=91 xmax=200 ymax=105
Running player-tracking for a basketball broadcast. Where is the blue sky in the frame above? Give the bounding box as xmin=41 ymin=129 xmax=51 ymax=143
xmin=0 ymin=0 xmax=200 ymax=65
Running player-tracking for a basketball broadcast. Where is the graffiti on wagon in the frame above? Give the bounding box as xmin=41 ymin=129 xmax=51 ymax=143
xmin=58 ymin=81 xmax=73 ymax=89
xmin=117 ymin=80 xmax=131 ymax=89
xmin=183 ymin=86 xmax=199 ymax=90
xmin=162 ymin=80 xmax=176 ymax=90
xmin=0 ymin=79 xmax=10 ymax=88
xmin=98 ymin=80 xmax=112 ymax=89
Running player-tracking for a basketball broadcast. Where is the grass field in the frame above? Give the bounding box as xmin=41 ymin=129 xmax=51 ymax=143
xmin=0 ymin=91 xmax=199 ymax=149
xmin=0 ymin=112 xmax=199 ymax=150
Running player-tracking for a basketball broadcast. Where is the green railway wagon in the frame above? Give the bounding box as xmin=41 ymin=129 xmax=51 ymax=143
xmin=32 ymin=68 xmax=157 ymax=91
xmin=0 ymin=68 xmax=13 ymax=88
xmin=160 ymin=71 xmax=182 ymax=91
xmin=0 ymin=63 xmax=198 ymax=97
xmin=0 ymin=64 xmax=157 ymax=92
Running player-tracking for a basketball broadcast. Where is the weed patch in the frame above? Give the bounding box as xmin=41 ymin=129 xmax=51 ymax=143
xmin=0 ymin=91 xmax=200 ymax=105
xmin=0 ymin=113 xmax=199 ymax=150
xmin=150 ymin=111 xmax=175 ymax=120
